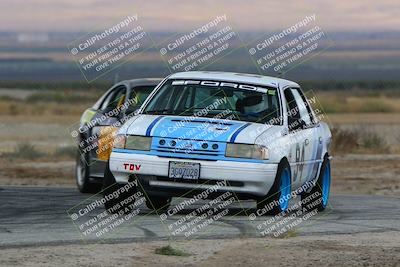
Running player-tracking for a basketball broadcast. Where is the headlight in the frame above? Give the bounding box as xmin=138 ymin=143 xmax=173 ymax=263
xmin=225 ymin=143 xmax=269 ymax=160
xmin=113 ymin=134 xmax=126 ymax=149
xmin=113 ymin=135 xmax=152 ymax=150
xmin=125 ymin=135 xmax=152 ymax=151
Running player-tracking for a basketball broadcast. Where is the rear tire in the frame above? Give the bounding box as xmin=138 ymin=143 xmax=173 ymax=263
xmin=301 ymin=156 xmax=331 ymax=212
xmin=102 ymin=161 xmax=137 ymax=214
xmin=256 ymin=159 xmax=291 ymax=215
xmin=75 ymin=151 xmax=101 ymax=193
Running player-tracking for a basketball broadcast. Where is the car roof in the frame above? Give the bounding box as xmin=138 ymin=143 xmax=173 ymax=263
xmin=168 ymin=71 xmax=299 ymax=89
xmin=119 ymin=78 xmax=164 ymax=89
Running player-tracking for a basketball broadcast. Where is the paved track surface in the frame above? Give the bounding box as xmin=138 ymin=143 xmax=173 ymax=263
xmin=1 ymin=186 xmax=399 ymax=247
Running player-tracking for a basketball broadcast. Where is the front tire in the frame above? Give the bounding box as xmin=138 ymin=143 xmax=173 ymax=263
xmin=75 ymin=151 xmax=100 ymax=193
xmin=257 ymin=159 xmax=291 ymax=215
xmin=301 ymin=156 xmax=331 ymax=211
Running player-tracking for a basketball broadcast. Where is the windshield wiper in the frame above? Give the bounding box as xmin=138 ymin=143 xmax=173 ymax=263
xmin=173 ymin=109 xmax=195 ymax=116
xmin=144 ymin=109 xmax=194 ymax=116
xmin=144 ymin=109 xmax=171 ymax=115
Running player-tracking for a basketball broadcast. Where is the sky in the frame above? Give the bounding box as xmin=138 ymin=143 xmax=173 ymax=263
xmin=1 ymin=0 xmax=400 ymax=32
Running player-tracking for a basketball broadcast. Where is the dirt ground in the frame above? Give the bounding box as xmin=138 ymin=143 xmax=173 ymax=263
xmin=1 ymin=231 xmax=399 ymax=267
xmin=332 ymin=154 xmax=400 ymax=196
xmin=0 ymin=159 xmax=75 ymax=187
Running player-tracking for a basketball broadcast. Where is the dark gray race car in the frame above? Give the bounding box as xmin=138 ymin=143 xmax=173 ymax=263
xmin=75 ymin=78 xmax=162 ymax=193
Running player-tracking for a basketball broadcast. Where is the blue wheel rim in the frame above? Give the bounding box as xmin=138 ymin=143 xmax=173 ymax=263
xmin=322 ymin=162 xmax=331 ymax=207
xmin=279 ymin=168 xmax=291 ymax=211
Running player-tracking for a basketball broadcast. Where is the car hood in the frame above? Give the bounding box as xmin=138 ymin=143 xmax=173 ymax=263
xmin=121 ymin=115 xmax=283 ymax=144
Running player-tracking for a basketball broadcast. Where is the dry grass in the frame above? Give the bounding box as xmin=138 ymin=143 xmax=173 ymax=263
xmin=331 ymin=128 xmax=360 ymax=153
xmin=0 ymin=89 xmax=100 ymax=116
xmin=154 ymin=245 xmax=191 ymax=256
xmin=4 ymin=142 xmax=45 ymax=159
xmin=331 ymin=126 xmax=389 ymax=154
xmin=0 ymin=114 xmax=78 ymax=124
xmin=327 ymin=113 xmax=400 ymax=124
xmin=3 ymin=142 xmax=77 ymax=160
xmin=53 ymin=146 xmax=76 ymax=159
xmin=0 ymin=100 xmax=89 ymax=116
xmin=314 ymin=92 xmax=400 ymax=113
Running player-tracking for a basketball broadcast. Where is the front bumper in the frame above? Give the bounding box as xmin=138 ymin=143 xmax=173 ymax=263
xmin=109 ymin=151 xmax=278 ymax=198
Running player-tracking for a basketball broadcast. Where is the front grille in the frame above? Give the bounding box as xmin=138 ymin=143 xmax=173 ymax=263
xmin=155 ymin=146 xmax=220 ymax=156
xmin=151 ymin=137 xmax=225 ymax=159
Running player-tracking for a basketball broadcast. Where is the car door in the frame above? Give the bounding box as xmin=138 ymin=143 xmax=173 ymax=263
xmin=284 ymin=87 xmax=317 ymax=185
xmin=296 ymin=88 xmax=325 ymax=183
xmin=89 ymin=85 xmax=127 ymax=177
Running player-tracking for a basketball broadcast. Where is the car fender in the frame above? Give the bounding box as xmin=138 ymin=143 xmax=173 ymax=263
xmin=318 ymin=121 xmax=332 ymax=158
xmin=254 ymin=125 xmax=288 ymax=163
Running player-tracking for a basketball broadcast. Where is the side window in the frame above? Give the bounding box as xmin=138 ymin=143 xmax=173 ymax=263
xmin=294 ymin=87 xmax=316 ymax=124
xmin=99 ymin=86 xmax=127 ymax=111
xmin=284 ymin=88 xmax=300 ymax=120
xmin=290 ymin=88 xmax=312 ymax=125
xmin=127 ymin=86 xmax=154 ymax=109
xmin=284 ymin=88 xmax=306 ymax=131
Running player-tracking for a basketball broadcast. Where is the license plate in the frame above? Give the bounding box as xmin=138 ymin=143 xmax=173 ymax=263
xmin=168 ymin=161 xmax=200 ymax=180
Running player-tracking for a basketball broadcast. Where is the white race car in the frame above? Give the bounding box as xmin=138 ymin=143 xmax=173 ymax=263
xmin=103 ymin=71 xmax=332 ymax=215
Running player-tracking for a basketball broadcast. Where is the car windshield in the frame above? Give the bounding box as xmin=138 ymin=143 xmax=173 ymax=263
xmin=143 ymin=80 xmax=282 ymax=124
